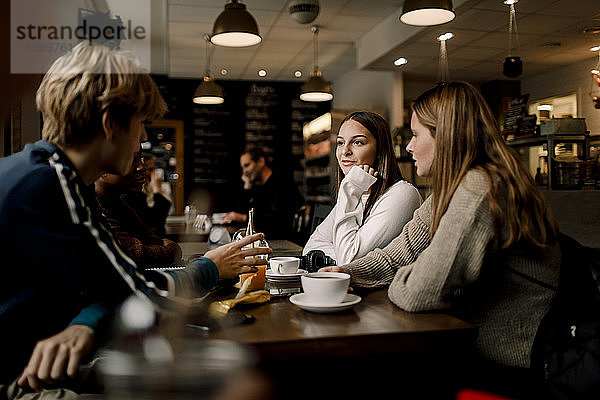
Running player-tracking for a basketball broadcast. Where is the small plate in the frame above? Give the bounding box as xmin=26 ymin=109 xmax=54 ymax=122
xmin=289 ymin=293 xmax=361 ymax=313
xmin=266 ymin=268 xmax=308 ymax=280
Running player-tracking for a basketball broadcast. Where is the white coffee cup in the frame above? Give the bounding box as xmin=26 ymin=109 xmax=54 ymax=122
xmin=269 ymin=257 xmax=300 ymax=274
xmin=301 ymin=272 xmax=350 ymax=305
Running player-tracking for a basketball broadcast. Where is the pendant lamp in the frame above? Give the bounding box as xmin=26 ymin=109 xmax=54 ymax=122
xmin=193 ymin=35 xmax=224 ymax=105
xmin=503 ymin=0 xmax=522 ymax=78
xmin=437 ymin=32 xmax=453 ymax=84
xmin=211 ymin=0 xmax=261 ymax=47
xmin=300 ymin=25 xmax=333 ymax=102
xmin=400 ymin=0 xmax=455 ymax=26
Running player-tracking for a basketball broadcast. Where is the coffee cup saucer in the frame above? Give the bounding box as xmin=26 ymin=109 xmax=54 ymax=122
xmin=289 ymin=293 xmax=361 ymax=313
xmin=266 ymin=268 xmax=307 ymax=280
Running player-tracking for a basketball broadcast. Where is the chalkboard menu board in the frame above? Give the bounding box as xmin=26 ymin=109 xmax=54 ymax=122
xmin=151 ymin=75 xmax=330 ymax=211
xmin=191 ymin=107 xmax=233 ymax=184
xmin=244 ymin=84 xmax=281 ymax=160
xmin=503 ymin=94 xmax=536 ymax=139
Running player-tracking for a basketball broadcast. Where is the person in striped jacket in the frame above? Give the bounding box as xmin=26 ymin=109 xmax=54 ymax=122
xmin=0 ymin=42 xmax=269 ymax=393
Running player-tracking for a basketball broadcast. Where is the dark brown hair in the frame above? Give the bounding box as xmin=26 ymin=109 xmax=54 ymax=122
xmin=336 ymin=111 xmax=403 ymax=218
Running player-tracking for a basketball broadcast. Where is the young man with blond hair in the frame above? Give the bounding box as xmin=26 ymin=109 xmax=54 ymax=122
xmin=0 ymin=42 xmax=269 ymax=395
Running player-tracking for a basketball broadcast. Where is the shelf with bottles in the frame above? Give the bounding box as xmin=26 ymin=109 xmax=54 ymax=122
xmin=507 ymin=133 xmax=596 ymax=190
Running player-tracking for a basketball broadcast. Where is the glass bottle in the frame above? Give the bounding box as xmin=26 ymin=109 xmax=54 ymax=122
xmin=232 ymin=208 xmax=269 ymax=290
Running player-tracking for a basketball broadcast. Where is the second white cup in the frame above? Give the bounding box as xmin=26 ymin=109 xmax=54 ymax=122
xmin=269 ymin=257 xmax=300 ymax=274
xmin=301 ymin=272 xmax=350 ymax=305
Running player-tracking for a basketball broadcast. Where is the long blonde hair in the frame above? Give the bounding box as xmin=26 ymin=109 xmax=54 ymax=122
xmin=412 ymin=82 xmax=558 ymax=248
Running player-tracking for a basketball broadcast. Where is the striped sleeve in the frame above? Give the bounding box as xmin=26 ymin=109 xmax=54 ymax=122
xmin=50 ymin=154 xmax=180 ymax=310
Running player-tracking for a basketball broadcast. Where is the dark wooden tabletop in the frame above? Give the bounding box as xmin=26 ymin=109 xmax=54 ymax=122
xmin=204 ymin=288 xmax=476 ymax=361
xmin=178 ymin=239 xmax=304 ymax=260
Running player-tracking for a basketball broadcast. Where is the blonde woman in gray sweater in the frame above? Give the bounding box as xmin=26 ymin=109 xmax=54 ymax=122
xmin=322 ymin=82 xmax=560 ymax=396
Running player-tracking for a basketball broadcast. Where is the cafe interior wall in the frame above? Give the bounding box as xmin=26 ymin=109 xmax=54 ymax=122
xmin=331 ymin=69 xmax=396 ymax=123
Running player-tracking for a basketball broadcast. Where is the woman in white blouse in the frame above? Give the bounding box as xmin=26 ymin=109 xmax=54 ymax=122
xmin=303 ymin=111 xmax=422 ymax=265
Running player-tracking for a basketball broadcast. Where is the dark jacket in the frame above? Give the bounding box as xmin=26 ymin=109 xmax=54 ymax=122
xmin=98 ymin=195 xmax=181 ymax=267
xmin=235 ymin=172 xmax=304 ymax=239
xmin=0 ymin=141 xmax=217 ymax=383
xmin=122 ymin=191 xmax=171 ymax=237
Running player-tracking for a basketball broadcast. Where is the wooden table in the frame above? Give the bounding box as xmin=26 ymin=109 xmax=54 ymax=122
xmin=206 ymin=288 xmax=475 ymax=360
xmin=178 ymin=239 xmax=303 ymax=261
xmin=191 ymin=288 xmax=477 ymax=399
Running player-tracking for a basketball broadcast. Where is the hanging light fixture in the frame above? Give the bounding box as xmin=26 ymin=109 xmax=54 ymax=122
xmin=503 ymin=0 xmax=522 ymax=78
xmin=300 ymin=25 xmax=333 ymax=102
xmin=437 ymin=32 xmax=453 ymax=84
xmin=400 ymin=0 xmax=455 ymax=26
xmin=211 ymin=0 xmax=261 ymax=47
xmin=193 ymin=35 xmax=224 ymax=105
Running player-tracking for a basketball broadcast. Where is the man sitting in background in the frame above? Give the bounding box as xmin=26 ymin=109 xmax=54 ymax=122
xmin=224 ymin=147 xmax=304 ymax=239
xmin=0 ymin=42 xmax=269 ymax=396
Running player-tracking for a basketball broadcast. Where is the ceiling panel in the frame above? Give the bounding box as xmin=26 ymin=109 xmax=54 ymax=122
xmin=168 ymin=4 xmax=221 ymax=23
xmin=445 ymin=8 xmax=506 ymax=31
xmin=522 ymin=0 xmax=600 ymax=18
xmin=517 ymin=14 xmax=584 ymax=35
xmin=340 ymin=0 xmax=402 ymax=17
xmin=467 ymin=31 xmax=539 ymax=49
xmin=165 ymin=0 xmax=600 ymax=87
xmin=470 ymin=0 xmax=559 ymax=14
xmin=451 ymin=45 xmax=505 ymax=60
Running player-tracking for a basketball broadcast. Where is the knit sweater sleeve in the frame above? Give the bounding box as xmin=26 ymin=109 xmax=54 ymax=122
xmin=387 ymin=172 xmax=496 ymax=312
xmin=341 ymin=195 xmax=433 ymax=288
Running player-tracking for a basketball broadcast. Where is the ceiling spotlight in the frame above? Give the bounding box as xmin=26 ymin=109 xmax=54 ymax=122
xmin=394 ymin=57 xmax=408 ymax=66
xmin=258 ymin=69 xmax=267 ymax=77
xmin=294 ymin=70 xmax=302 ymax=77
xmin=211 ymin=0 xmax=261 ymax=47
xmin=220 ymin=68 xmax=228 ymax=75
xmin=437 ymin=32 xmax=453 ymax=41
xmin=400 ymin=0 xmax=455 ymax=26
